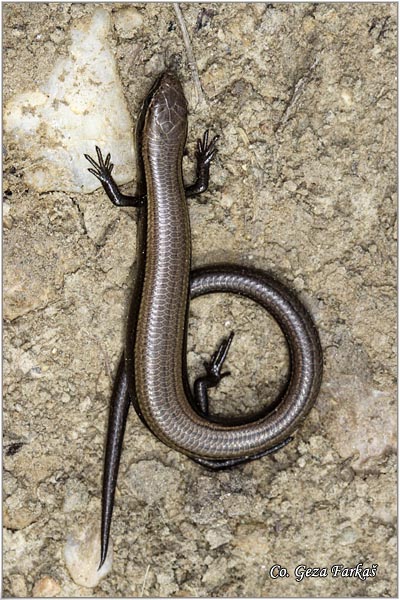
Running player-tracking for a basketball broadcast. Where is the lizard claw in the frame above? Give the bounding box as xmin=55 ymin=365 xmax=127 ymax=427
xmin=85 ymin=147 xmax=114 ymax=183
xmin=196 ymin=130 xmax=219 ymax=165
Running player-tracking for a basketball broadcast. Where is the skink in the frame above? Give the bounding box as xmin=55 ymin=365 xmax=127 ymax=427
xmin=85 ymin=71 xmax=323 ymax=567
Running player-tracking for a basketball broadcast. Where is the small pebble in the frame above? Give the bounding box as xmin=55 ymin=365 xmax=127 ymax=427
xmin=32 ymin=576 xmax=61 ymax=597
xmin=284 ymin=180 xmax=297 ymax=192
xmin=339 ymin=526 xmax=359 ymax=545
xmin=205 ymin=527 xmax=233 ymax=549
xmin=10 ymin=574 xmax=28 ymax=597
xmin=64 ymin=522 xmax=113 ymax=587
xmin=113 ymin=7 xmax=143 ymax=37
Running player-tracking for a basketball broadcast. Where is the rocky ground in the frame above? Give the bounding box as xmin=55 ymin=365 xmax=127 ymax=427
xmin=3 ymin=3 xmax=396 ymax=597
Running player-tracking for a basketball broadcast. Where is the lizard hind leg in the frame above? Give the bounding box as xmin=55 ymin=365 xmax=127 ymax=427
xmin=193 ymin=331 xmax=234 ymax=416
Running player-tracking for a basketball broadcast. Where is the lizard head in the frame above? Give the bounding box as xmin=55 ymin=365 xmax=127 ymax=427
xmin=143 ymin=71 xmax=188 ymax=148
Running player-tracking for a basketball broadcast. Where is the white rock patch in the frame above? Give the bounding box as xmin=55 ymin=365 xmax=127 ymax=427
xmin=4 ymin=9 xmax=134 ymax=193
